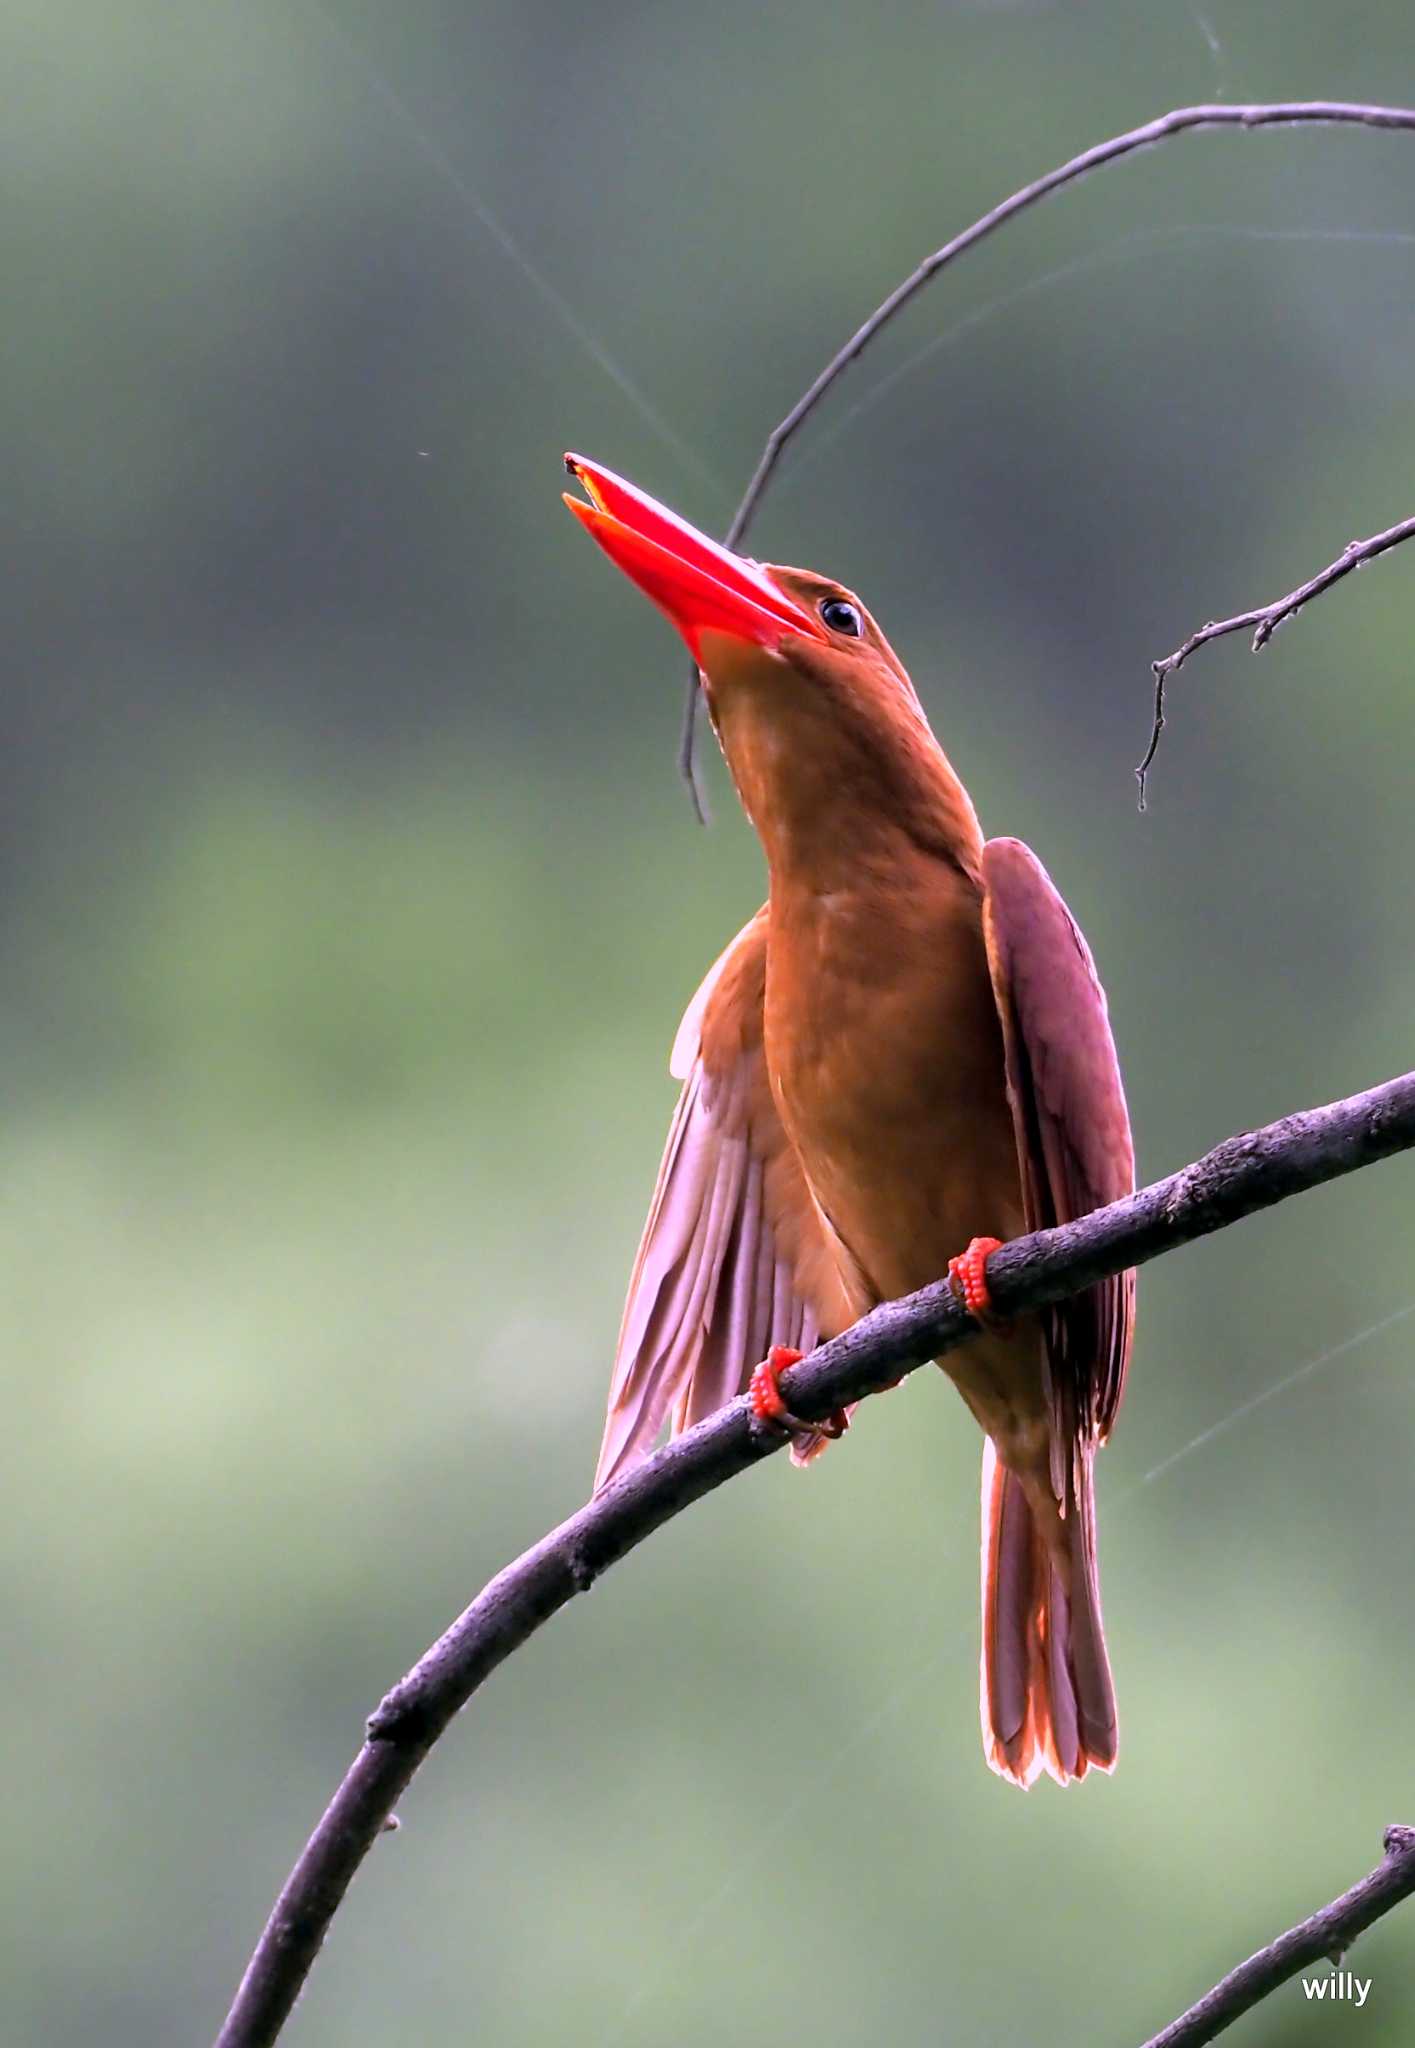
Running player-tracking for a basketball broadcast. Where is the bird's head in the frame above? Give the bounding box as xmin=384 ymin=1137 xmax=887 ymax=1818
xmin=563 ymin=454 xmax=980 ymax=873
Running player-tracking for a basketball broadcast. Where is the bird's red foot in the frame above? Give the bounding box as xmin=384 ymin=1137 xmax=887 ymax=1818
xmin=749 ymin=1346 xmax=847 ymax=1442
xmin=948 ymin=1236 xmax=1011 ymax=1332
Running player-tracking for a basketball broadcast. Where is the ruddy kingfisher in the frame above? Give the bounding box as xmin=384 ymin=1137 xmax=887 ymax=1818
xmin=563 ymin=454 xmax=1136 ymax=1787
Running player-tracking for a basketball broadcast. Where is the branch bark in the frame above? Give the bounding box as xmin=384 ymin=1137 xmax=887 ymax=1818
xmin=1141 ymin=1825 xmax=1415 ymax=2047
xmin=679 ymin=99 xmax=1415 ymax=807
xmin=1137 ymin=513 xmax=1415 ymax=806
xmin=213 ymin=1065 xmax=1415 ymax=2048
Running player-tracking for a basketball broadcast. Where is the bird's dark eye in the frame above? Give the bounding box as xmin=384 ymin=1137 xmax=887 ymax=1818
xmin=819 ymin=597 xmax=863 ymax=637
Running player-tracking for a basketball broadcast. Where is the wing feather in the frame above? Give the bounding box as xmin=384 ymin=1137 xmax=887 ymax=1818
xmin=596 ymin=911 xmax=848 ymax=1491
xmin=981 ymin=839 xmax=1136 ymax=1444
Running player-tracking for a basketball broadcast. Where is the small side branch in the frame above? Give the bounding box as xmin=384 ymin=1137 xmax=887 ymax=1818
xmin=1141 ymin=1824 xmax=1415 ymax=2048
xmin=1137 ymin=514 xmax=1415 ymax=806
xmin=212 ymin=1066 xmax=1415 ymax=2048
xmin=680 ymin=98 xmax=1415 ymax=804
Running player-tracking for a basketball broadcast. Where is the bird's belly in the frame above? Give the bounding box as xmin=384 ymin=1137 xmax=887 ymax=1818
xmin=764 ymin=873 xmax=1061 ymax=1487
xmin=767 ymin=906 xmax=1023 ymax=1312
xmin=799 ymin=1053 xmax=1023 ymax=1311
xmin=776 ymin=976 xmax=1045 ymax=1471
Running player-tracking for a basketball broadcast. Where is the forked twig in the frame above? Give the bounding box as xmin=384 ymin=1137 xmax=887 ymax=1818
xmin=1137 ymin=513 xmax=1415 ymax=806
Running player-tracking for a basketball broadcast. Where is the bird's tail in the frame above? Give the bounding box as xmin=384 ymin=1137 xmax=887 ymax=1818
xmin=979 ymin=1435 xmax=1117 ymax=1787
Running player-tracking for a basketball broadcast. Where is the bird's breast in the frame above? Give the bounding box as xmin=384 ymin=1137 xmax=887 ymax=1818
xmin=764 ymin=858 xmax=1023 ymax=1307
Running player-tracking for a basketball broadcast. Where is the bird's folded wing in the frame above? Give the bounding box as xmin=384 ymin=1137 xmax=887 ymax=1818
xmin=596 ymin=909 xmax=850 ymax=1492
xmin=981 ymin=839 xmax=1136 ymax=1446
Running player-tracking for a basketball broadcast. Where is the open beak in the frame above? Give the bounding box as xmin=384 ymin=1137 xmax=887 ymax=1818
xmin=563 ymin=454 xmax=825 ymax=657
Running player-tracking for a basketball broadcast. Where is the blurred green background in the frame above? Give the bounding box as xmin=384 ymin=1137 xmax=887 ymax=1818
xmin=7 ymin=3 xmax=1415 ymax=2043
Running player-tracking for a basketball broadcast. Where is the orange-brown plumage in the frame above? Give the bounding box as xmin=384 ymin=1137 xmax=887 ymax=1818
xmin=565 ymin=456 xmax=1136 ymax=1787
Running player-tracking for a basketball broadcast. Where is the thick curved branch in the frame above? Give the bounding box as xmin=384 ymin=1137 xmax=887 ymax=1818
xmin=1137 ymin=513 xmax=1415 ymax=807
xmin=1141 ymin=1824 xmax=1415 ymax=2047
xmin=679 ymin=99 xmax=1415 ymax=804
xmin=214 ymin=1066 xmax=1415 ymax=2048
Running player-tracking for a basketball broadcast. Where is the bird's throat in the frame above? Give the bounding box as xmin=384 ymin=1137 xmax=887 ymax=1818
xmin=709 ymin=666 xmax=985 ymax=895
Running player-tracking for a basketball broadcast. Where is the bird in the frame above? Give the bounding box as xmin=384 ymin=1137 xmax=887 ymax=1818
xmin=562 ymin=453 xmax=1136 ymax=1788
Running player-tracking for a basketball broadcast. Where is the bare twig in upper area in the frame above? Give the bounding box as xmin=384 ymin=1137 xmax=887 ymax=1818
xmin=1136 ymin=513 xmax=1415 ymax=807
xmin=1140 ymin=1825 xmax=1415 ymax=2048
xmin=213 ymin=1066 xmax=1415 ymax=2048
xmin=680 ymin=100 xmax=1415 ymax=809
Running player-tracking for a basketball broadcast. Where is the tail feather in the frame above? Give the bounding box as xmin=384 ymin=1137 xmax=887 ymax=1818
xmin=980 ymin=1437 xmax=1117 ymax=1788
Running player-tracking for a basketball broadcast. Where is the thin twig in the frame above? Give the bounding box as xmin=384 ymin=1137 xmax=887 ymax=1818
xmin=1137 ymin=513 xmax=1415 ymax=807
xmin=677 ymin=665 xmax=710 ymax=824
xmin=1141 ymin=1824 xmax=1415 ymax=2048
xmin=681 ymin=99 xmax=1415 ymax=806
xmin=214 ymin=1066 xmax=1415 ymax=2048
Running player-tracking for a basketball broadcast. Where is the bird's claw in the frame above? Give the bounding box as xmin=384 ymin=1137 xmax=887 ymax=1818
xmin=948 ymin=1236 xmax=1013 ymax=1334
xmin=749 ymin=1346 xmax=847 ymax=1442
